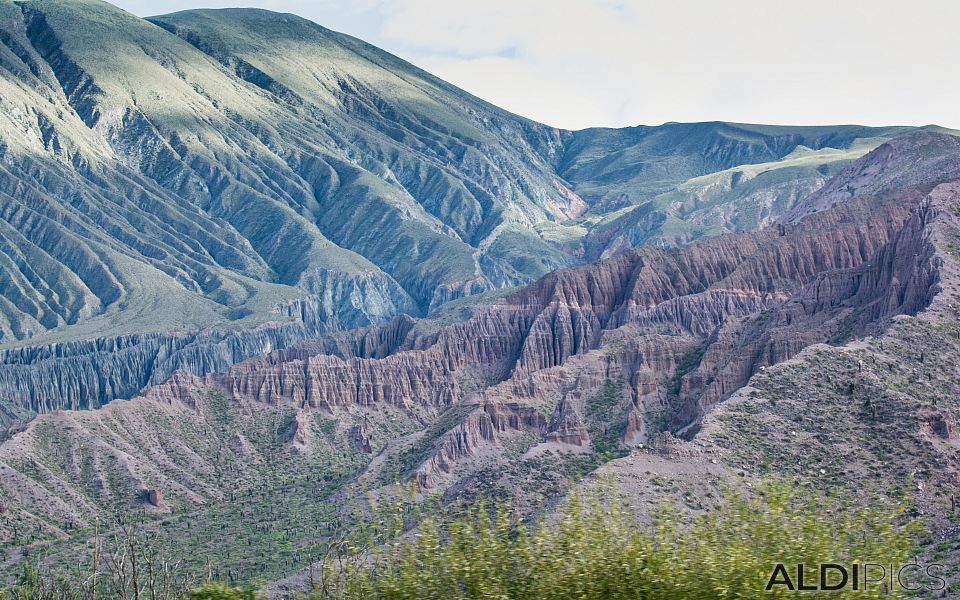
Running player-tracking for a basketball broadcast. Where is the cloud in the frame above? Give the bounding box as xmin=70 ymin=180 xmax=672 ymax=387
xmin=112 ymin=0 xmax=960 ymax=129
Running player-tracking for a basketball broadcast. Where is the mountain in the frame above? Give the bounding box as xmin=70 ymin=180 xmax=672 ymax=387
xmin=0 ymin=0 xmax=573 ymax=343
xmin=3 ymin=131 xmax=959 ymax=588
xmin=1 ymin=1 xmax=960 ymax=592
xmin=0 ymin=1 xmax=945 ymax=419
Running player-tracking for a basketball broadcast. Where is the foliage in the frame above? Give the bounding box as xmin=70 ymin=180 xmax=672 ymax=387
xmin=2 ymin=481 xmax=919 ymax=599
xmin=3 ymin=393 xmax=374 ymax=585
xmin=184 ymin=583 xmax=261 ymax=600
xmin=0 ymin=521 xmax=198 ymax=600
xmin=310 ymin=481 xmax=917 ymax=600
xmin=584 ymin=378 xmax=629 ymax=458
xmin=0 ymin=564 xmax=82 ymax=600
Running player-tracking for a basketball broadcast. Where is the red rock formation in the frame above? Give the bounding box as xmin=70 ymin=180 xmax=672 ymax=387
xmin=415 ymin=402 xmax=546 ymax=488
xmin=22 ymin=138 xmax=949 ymax=495
xmin=929 ymin=414 xmax=953 ymax=439
xmin=352 ymin=424 xmax=373 ymax=454
xmin=289 ymin=410 xmax=312 ymax=452
xmin=672 ymin=189 xmax=946 ymax=429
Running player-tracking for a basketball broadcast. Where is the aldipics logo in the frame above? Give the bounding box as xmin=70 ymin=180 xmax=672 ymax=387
xmin=765 ymin=562 xmax=946 ymax=593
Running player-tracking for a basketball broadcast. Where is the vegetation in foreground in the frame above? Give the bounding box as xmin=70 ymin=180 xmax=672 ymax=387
xmin=1 ymin=481 xmax=918 ymax=599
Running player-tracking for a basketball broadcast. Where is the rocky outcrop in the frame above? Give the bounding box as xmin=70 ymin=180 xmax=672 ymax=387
xmin=928 ymin=413 xmax=953 ymax=439
xmin=289 ymin=409 xmax=312 ymax=452
xmin=351 ymin=423 xmax=373 ymax=454
xmin=415 ymin=402 xmax=546 ymax=488
xmin=672 ymin=187 xmax=946 ymax=430
xmin=129 ymin=150 xmax=947 ymax=471
xmin=0 ymin=317 xmax=324 ymax=419
xmin=0 ymin=292 xmax=427 ymax=423
xmin=144 ymin=489 xmax=168 ymax=511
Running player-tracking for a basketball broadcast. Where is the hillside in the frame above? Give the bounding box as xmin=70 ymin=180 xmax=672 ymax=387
xmin=1 ymin=2 xmax=960 ymax=593
xmin=0 ymin=1 xmax=943 ymax=418
xmin=2 ymin=132 xmax=957 ymax=589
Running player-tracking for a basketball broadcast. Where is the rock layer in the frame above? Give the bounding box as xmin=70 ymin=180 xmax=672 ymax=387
xmin=0 ymin=2 xmax=939 ymax=422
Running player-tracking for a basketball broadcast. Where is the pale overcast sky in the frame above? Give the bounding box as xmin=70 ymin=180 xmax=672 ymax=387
xmin=111 ymin=0 xmax=960 ymax=131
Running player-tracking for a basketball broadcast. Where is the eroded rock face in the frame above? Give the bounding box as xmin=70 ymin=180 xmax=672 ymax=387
xmin=351 ymin=424 xmax=373 ymax=454
xmin=929 ymin=414 xmax=953 ymax=439
xmin=0 ymin=1 xmax=934 ymax=424
xmin=671 ymin=190 xmax=942 ymax=429
xmin=415 ymin=402 xmax=547 ymax=488
xmin=0 ymin=134 xmax=955 ymax=552
xmin=289 ymin=409 xmax=312 ymax=452
xmin=130 ymin=162 xmax=949 ymax=480
xmin=0 ymin=301 xmax=424 ymax=423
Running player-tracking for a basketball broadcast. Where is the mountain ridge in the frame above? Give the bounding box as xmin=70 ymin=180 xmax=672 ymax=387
xmin=0 ymin=0 xmax=955 ymax=421
xmin=0 ymin=1 xmax=942 ymax=343
xmin=2 ymin=131 xmax=956 ymax=585
xmin=1 ymin=2 xmax=960 ymax=591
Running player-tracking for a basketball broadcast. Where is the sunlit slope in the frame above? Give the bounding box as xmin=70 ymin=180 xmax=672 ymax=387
xmin=0 ymin=0 xmax=582 ymax=346
xmin=0 ymin=2 xmax=289 ymax=341
xmin=560 ymin=122 xmax=917 ymax=202
xmin=0 ymin=0 xmax=401 ymax=344
xmin=548 ymin=128 xmax=958 ymax=255
xmin=0 ymin=0 xmax=947 ymax=351
xmin=148 ymin=8 xmax=583 ymax=292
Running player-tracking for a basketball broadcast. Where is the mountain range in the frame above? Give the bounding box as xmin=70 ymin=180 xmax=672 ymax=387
xmin=1 ymin=0 xmax=960 ymax=593
xmin=0 ymin=0 xmax=949 ymax=418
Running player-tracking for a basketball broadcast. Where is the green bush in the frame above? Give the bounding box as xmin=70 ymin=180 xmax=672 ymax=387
xmin=315 ymin=482 xmax=918 ymax=600
xmin=0 ymin=564 xmax=72 ymax=600
xmin=184 ymin=582 xmax=261 ymax=600
xmin=1 ymin=482 xmax=920 ymax=600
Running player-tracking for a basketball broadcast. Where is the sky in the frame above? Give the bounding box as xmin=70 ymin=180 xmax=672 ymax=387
xmin=111 ymin=0 xmax=960 ymax=131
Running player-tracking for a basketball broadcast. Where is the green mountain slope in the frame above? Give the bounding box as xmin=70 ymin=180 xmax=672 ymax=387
xmin=0 ymin=0 xmax=935 ymax=348
xmin=0 ymin=0 xmax=581 ymax=348
xmin=552 ymin=124 xmax=956 ymax=254
xmin=0 ymin=0 xmax=952 ymax=418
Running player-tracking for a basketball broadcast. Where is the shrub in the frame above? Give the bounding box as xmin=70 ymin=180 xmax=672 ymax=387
xmin=184 ymin=582 xmax=261 ymax=600
xmin=314 ymin=481 xmax=918 ymax=600
xmin=2 ymin=481 xmax=919 ymax=600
